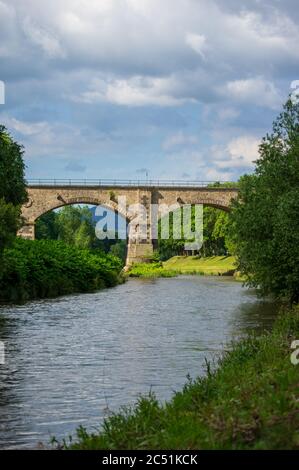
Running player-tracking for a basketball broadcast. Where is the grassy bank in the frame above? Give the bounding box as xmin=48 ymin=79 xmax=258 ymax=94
xmin=66 ymin=307 xmax=299 ymax=450
xmin=128 ymin=256 xmax=237 ymax=278
xmin=128 ymin=261 xmax=178 ymax=278
xmin=164 ymin=255 xmax=236 ymax=275
xmin=0 ymin=238 xmax=124 ymax=302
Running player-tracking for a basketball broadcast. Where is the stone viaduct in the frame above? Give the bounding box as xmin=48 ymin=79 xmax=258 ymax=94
xmin=19 ymin=182 xmax=239 ymax=266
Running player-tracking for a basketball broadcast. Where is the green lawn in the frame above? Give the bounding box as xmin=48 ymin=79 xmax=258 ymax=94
xmin=163 ymin=255 xmax=237 ymax=275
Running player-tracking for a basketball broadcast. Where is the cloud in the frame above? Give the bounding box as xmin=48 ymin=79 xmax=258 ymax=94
xmin=214 ymin=135 xmax=260 ymax=169
xmin=204 ymin=167 xmax=234 ymax=181
xmin=185 ymin=32 xmax=206 ymax=58
xmin=0 ymin=0 xmax=298 ymax=181
xmin=3 ymin=117 xmax=51 ymax=136
xmin=162 ymin=131 xmax=198 ymax=150
xmin=72 ymin=76 xmax=196 ymax=107
xmin=224 ymin=77 xmax=282 ymax=110
xmin=0 ymin=80 xmax=5 ymax=104
xmin=22 ymin=16 xmax=65 ymax=58
xmin=64 ymin=160 xmax=86 ymax=172
xmin=217 ymin=107 xmax=240 ymax=121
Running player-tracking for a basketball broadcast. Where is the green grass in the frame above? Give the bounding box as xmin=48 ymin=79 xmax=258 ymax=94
xmin=128 ymin=262 xmax=178 ymax=278
xmin=65 ymin=307 xmax=299 ymax=450
xmin=164 ymin=255 xmax=236 ymax=275
xmin=128 ymin=256 xmax=237 ymax=278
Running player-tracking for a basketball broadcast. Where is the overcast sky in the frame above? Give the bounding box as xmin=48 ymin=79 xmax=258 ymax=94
xmin=0 ymin=0 xmax=298 ymax=181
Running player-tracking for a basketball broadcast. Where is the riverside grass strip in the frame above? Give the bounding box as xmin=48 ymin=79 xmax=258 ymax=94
xmin=128 ymin=256 xmax=237 ymax=278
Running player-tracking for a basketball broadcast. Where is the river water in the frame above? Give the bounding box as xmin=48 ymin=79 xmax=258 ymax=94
xmin=0 ymin=276 xmax=278 ymax=449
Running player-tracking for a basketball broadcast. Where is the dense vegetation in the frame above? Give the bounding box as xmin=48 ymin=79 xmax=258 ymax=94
xmin=36 ymin=205 xmax=127 ymax=263
xmin=0 ymin=126 xmax=125 ymax=302
xmin=0 ymin=238 xmax=123 ymax=302
xmin=0 ymin=126 xmax=27 ymax=255
xmin=158 ymin=205 xmax=234 ymax=261
xmin=65 ymin=306 xmax=299 ymax=450
xmin=229 ymin=99 xmax=299 ymax=303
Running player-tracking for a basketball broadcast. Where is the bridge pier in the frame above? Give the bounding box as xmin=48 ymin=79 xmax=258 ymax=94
xmin=18 ymin=222 xmax=35 ymax=240
xmin=125 ymin=188 xmax=155 ymax=267
xmin=125 ymin=242 xmax=154 ymax=267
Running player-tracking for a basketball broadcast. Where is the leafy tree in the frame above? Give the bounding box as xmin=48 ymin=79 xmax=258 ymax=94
xmin=36 ymin=205 xmax=127 ymax=263
xmin=55 ymin=205 xmax=90 ymax=246
xmin=0 ymin=126 xmax=27 ymax=255
xmin=158 ymin=206 xmax=233 ymax=260
xmin=110 ymin=239 xmax=127 ymax=262
xmin=0 ymin=125 xmax=27 ymax=206
xmin=74 ymin=219 xmax=94 ymax=249
xmin=0 ymin=200 xmax=20 ymax=251
xmin=35 ymin=211 xmax=59 ymax=240
xmin=229 ymin=99 xmax=299 ymax=303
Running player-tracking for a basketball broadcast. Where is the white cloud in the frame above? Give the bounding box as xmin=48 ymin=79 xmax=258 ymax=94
xmin=214 ymin=136 xmax=260 ymax=169
xmin=185 ymin=32 xmax=206 ymax=58
xmin=224 ymin=77 xmax=282 ymax=109
xmin=5 ymin=117 xmax=51 ymax=136
xmin=73 ymin=76 xmax=195 ymax=107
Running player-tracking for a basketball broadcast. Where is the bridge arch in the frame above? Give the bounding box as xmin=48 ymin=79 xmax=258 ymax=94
xmin=30 ymin=197 xmax=131 ymax=226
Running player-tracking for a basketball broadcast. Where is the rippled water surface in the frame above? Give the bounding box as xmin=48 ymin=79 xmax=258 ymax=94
xmin=0 ymin=276 xmax=278 ymax=449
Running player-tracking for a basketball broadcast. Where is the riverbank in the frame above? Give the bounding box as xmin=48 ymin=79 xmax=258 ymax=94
xmin=0 ymin=238 xmax=124 ymax=302
xmin=67 ymin=306 xmax=299 ymax=450
xmin=128 ymin=255 xmax=237 ymax=278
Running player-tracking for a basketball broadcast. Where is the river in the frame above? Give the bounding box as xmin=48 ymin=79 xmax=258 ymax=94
xmin=0 ymin=276 xmax=279 ymax=449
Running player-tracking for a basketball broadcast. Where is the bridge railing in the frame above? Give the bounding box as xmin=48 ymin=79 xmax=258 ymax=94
xmin=27 ymin=179 xmax=233 ymax=188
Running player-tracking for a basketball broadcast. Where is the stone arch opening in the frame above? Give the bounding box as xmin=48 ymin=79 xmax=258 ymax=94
xmin=21 ymin=199 xmax=132 ymax=265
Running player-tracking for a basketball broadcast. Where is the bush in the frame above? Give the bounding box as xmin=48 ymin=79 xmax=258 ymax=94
xmin=0 ymin=238 xmax=123 ymax=302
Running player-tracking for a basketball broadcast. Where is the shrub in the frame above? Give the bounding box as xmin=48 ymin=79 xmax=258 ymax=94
xmin=0 ymin=238 xmax=123 ymax=302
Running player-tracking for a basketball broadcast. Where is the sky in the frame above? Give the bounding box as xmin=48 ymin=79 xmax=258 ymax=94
xmin=0 ymin=0 xmax=298 ymax=182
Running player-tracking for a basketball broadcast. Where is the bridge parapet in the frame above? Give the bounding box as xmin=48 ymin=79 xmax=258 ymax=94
xmin=27 ymin=178 xmax=238 ymax=189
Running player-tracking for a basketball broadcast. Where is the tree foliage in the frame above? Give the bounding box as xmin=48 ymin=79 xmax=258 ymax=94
xmin=158 ymin=206 xmax=234 ymax=260
xmin=0 ymin=125 xmax=27 ymax=206
xmin=36 ymin=205 xmax=127 ymax=262
xmin=0 ymin=238 xmax=123 ymax=302
xmin=229 ymin=99 xmax=299 ymax=302
xmin=0 ymin=126 xmax=27 ymax=254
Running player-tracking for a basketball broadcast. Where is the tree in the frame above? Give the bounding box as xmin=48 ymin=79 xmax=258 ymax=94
xmin=74 ymin=219 xmax=94 ymax=249
xmin=55 ymin=205 xmax=95 ymax=248
xmin=158 ymin=206 xmax=233 ymax=260
xmin=0 ymin=126 xmax=27 ymax=254
xmin=35 ymin=211 xmax=59 ymax=240
xmin=229 ymin=99 xmax=299 ymax=303
xmin=0 ymin=125 xmax=27 ymax=206
xmin=0 ymin=200 xmax=20 ymax=251
xmin=110 ymin=239 xmax=127 ymax=263
xmin=34 ymin=205 xmax=128 ymax=261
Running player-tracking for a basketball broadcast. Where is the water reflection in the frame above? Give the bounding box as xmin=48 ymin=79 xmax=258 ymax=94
xmin=0 ymin=276 xmax=278 ymax=449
